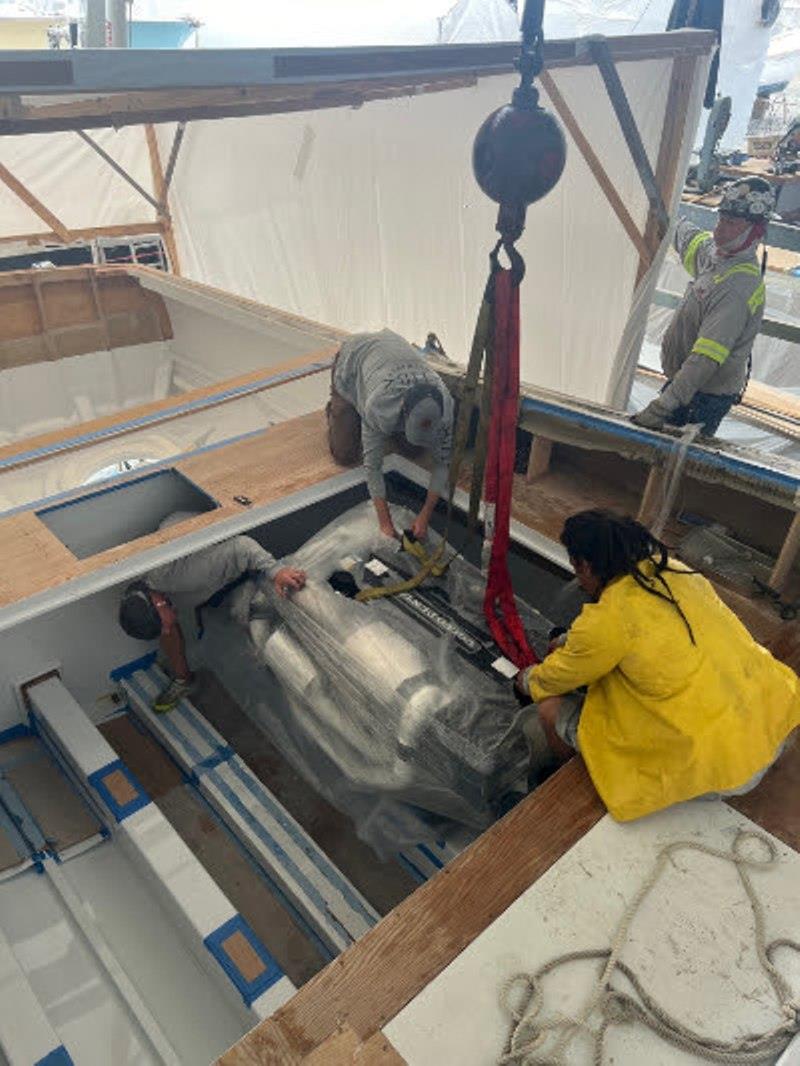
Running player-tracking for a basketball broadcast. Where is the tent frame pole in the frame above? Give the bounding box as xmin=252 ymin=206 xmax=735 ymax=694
xmin=144 ymin=125 xmax=181 ymax=275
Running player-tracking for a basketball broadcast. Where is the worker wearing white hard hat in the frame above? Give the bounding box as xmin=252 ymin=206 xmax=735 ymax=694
xmin=632 ymin=176 xmax=776 ymax=437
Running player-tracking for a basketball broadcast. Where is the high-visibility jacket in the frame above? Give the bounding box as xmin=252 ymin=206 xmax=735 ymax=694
xmin=659 ymin=220 xmax=765 ymax=414
xmin=526 ymin=559 xmax=799 ymax=821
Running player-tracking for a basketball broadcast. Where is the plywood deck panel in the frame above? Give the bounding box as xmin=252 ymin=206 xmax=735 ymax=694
xmin=0 ymin=409 xmax=340 ymax=610
xmin=217 ymin=758 xmax=605 ymax=1065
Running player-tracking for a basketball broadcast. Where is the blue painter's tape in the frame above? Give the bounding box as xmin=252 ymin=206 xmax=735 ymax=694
xmin=124 ymin=675 xmax=205 ymax=765
xmin=204 ymin=913 xmax=284 ymax=1006
xmin=0 ymin=722 xmax=33 ymax=745
xmin=397 ymin=852 xmax=428 ymax=885
xmin=520 ymin=394 xmax=800 ymax=494
xmin=110 ymin=651 xmax=158 ymax=683
xmin=194 ymin=746 xmax=235 ymax=774
xmin=87 ymin=760 xmax=150 ymax=822
xmin=417 ymin=843 xmax=445 ymax=870
xmin=224 ymin=755 xmax=376 ymax=929
xmin=35 ymin=1045 xmax=75 ymax=1066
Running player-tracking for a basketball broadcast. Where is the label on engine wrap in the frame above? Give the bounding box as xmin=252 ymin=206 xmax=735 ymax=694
xmin=362 ymin=555 xmax=511 ymax=683
xmin=395 ymin=589 xmax=481 ymax=654
xmin=491 ymin=656 xmax=519 ymax=679
xmin=365 ymin=558 xmax=389 ymax=577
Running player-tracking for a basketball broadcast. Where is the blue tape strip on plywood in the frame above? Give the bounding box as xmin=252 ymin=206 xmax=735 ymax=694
xmin=121 ymin=661 xmax=378 ymax=945
xmin=138 ymin=660 xmax=377 ymax=928
xmin=204 ymin=914 xmax=284 ymax=1007
xmin=87 ymin=760 xmax=150 ymax=823
xmin=35 ymin=1047 xmax=76 ymax=1066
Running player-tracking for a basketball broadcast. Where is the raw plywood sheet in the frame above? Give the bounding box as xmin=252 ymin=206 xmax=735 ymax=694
xmin=99 ymin=714 xmax=184 ymax=800
xmin=5 ymin=740 xmax=100 ymax=852
xmin=385 ymin=803 xmax=800 ymax=1066
xmin=0 ymin=408 xmax=341 ymax=610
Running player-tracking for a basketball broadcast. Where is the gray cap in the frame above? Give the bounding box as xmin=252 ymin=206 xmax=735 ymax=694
xmin=404 ymin=393 xmax=443 ymax=448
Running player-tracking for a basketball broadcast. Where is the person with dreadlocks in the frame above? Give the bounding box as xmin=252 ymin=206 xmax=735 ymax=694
xmin=515 ymin=510 xmax=799 ymax=821
xmin=632 ymin=176 xmax=775 ymax=437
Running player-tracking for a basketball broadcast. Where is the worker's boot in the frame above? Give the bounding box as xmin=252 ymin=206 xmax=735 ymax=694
xmin=152 ymin=674 xmax=195 ymax=714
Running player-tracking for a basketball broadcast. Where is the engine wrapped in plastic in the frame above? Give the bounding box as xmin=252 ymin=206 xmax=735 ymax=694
xmin=192 ymin=503 xmax=553 ymax=857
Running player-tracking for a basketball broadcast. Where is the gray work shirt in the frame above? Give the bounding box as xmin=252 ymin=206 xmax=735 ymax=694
xmin=659 ymin=220 xmax=765 ymax=412
xmin=147 ymin=511 xmax=279 ymax=608
xmin=333 ymin=328 xmax=454 ymax=500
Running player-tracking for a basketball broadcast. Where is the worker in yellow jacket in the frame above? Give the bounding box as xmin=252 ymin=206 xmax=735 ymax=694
xmin=516 ymin=510 xmax=799 ymax=821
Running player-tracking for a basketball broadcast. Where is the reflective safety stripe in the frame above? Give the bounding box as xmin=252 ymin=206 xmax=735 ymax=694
xmin=748 ymin=281 xmax=766 ymax=313
xmin=713 ymin=262 xmax=761 ymax=283
xmin=692 ymin=336 xmax=730 ymax=363
xmin=683 ymin=230 xmax=712 ymax=276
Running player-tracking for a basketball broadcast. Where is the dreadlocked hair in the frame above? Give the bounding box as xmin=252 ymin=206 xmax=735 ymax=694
xmin=561 ymin=509 xmax=696 ymax=644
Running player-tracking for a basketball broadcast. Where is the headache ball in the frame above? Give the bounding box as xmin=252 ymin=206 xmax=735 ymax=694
xmin=473 ymin=103 xmax=566 ymax=207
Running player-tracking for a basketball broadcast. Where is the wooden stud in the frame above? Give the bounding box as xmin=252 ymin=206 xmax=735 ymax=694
xmin=145 ymin=123 xmax=181 ymax=276
xmin=0 ymin=221 xmax=165 ymax=248
xmin=769 ymin=511 xmax=800 ymax=593
xmin=526 ymin=436 xmax=553 ymax=483
xmin=0 ymin=162 xmax=71 ymax=243
xmin=539 ymin=69 xmax=651 ymax=263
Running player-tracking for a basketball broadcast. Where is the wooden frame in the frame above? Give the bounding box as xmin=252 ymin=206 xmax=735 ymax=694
xmin=144 ymin=124 xmax=181 ymax=275
xmin=0 ymin=32 xmax=716 ymax=135
xmin=0 ymin=161 xmax=71 ymax=243
xmin=219 ymin=759 xmax=606 ymax=1064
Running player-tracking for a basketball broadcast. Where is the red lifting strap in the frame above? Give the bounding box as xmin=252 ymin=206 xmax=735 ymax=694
xmin=482 ymin=267 xmax=538 ymax=669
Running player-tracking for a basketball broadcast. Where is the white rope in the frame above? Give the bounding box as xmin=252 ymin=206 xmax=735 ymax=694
xmin=499 ymin=830 xmax=800 ymax=1065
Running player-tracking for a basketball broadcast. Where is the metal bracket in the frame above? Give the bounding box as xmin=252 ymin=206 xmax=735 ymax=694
xmin=585 ymin=36 xmax=670 ymax=237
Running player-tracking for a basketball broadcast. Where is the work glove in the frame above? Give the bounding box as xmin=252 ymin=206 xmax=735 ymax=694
xmin=630 ymin=398 xmax=671 ymax=431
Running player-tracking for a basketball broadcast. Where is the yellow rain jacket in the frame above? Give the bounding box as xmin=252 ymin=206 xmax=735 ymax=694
xmin=527 ymin=560 xmax=800 ymax=821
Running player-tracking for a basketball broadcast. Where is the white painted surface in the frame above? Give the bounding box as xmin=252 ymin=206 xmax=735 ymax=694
xmin=385 ymin=804 xmax=800 ymax=1066
xmin=0 ymin=843 xmax=248 ymax=1066
xmin=0 ymin=584 xmax=147 ymax=731
xmin=28 ymin=676 xmax=117 ymax=777
xmin=0 ymin=925 xmax=64 ymax=1065
xmin=62 ymin=844 xmax=248 ymax=1062
xmin=121 ymin=804 xmax=235 ymax=941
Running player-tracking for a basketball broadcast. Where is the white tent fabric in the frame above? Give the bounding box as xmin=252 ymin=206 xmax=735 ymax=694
xmin=163 ymin=54 xmax=707 ymax=405
xmin=545 ymin=0 xmax=772 ymax=152
xmin=0 ymin=127 xmax=154 ymax=236
xmin=130 ymin=0 xmax=519 ymax=47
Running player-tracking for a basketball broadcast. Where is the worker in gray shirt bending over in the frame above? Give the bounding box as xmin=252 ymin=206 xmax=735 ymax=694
xmin=118 ymin=512 xmax=305 ymax=713
xmin=327 ymin=329 xmax=454 ymax=540
xmin=632 ymin=177 xmax=774 ymax=437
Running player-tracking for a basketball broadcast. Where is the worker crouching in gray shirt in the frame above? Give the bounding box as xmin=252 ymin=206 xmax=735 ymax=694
xmin=327 ymin=329 xmax=454 ymax=540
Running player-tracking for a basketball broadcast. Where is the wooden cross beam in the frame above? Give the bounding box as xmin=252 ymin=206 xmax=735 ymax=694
xmin=0 ymin=162 xmax=71 ymax=243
